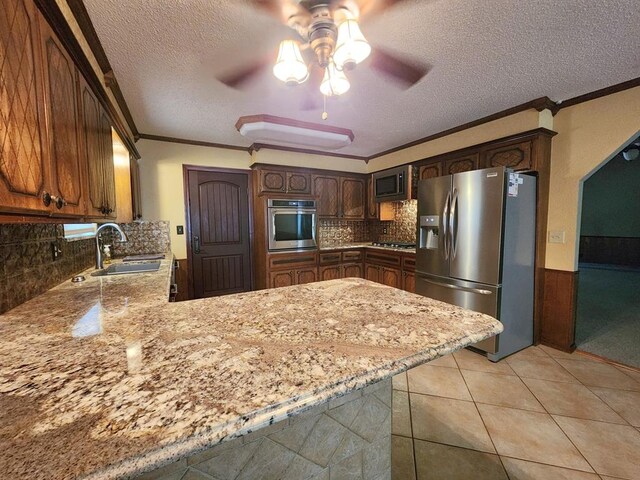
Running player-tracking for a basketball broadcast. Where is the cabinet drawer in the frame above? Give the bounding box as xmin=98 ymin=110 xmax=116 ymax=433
xmin=365 ymin=250 xmax=402 ymax=268
xmin=342 ymin=249 xmax=363 ymax=262
xmin=319 ymin=252 xmax=342 ymax=265
xmin=268 ymin=252 xmax=318 ymax=270
xmin=402 ymin=255 xmax=416 ymax=272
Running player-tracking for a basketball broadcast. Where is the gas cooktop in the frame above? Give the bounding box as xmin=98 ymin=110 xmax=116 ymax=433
xmin=371 ymin=241 xmax=416 ymax=249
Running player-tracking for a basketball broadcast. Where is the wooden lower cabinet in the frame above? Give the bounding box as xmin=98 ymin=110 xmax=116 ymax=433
xmin=403 ymin=271 xmax=416 ymax=293
xmin=319 ymin=265 xmax=341 ymax=281
xmin=365 ymin=264 xmax=381 ymax=283
xmin=269 ymin=267 xmax=318 ymax=288
xmin=382 ymin=267 xmax=402 ymax=289
xmin=342 ymin=263 xmax=363 ymax=278
xmin=296 ymin=268 xmax=318 ymax=285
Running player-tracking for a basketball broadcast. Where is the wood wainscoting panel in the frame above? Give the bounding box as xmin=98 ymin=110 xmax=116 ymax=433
xmin=540 ymin=269 xmax=579 ymax=353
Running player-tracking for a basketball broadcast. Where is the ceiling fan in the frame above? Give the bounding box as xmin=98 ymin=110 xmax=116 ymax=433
xmin=218 ymin=0 xmax=429 ymax=112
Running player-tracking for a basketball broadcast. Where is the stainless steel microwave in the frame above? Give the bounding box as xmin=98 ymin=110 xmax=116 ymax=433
xmin=267 ymin=199 xmax=317 ymax=251
xmin=373 ymin=165 xmax=411 ymax=202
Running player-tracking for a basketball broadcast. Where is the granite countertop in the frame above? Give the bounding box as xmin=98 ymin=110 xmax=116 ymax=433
xmin=0 ymin=255 xmax=501 ymax=479
xmin=319 ymin=243 xmax=417 ymax=254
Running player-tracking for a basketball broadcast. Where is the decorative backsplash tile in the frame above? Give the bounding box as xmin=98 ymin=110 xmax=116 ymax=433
xmin=104 ymin=221 xmax=171 ymax=257
xmin=319 ymin=200 xmax=418 ymax=247
xmin=0 ymin=224 xmax=94 ymax=314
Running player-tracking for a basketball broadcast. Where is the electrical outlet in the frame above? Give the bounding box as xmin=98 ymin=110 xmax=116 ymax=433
xmin=51 ymin=241 xmax=62 ymax=261
xmin=176 ymin=225 xmax=184 ymax=235
xmin=548 ymin=230 xmax=565 ymax=244
xmin=382 ymin=227 xmax=388 ymax=235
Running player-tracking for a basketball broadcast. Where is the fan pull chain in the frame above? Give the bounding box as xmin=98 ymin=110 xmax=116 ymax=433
xmin=322 ymin=94 xmax=328 ymax=120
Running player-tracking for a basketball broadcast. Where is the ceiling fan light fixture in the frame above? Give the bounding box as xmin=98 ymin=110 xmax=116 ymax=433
xmin=320 ymin=60 xmax=350 ymax=96
xmin=333 ymin=19 xmax=371 ymax=70
xmin=273 ymin=40 xmax=308 ymax=85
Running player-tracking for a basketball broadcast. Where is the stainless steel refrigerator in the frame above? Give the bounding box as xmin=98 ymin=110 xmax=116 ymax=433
xmin=416 ymin=167 xmax=536 ymax=361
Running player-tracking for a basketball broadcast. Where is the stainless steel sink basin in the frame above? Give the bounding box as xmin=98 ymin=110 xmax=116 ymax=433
xmin=91 ymin=261 xmax=161 ymax=276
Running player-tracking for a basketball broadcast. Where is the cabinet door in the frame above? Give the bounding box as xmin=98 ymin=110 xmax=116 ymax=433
xmin=365 ymin=264 xmax=381 ymax=283
xmin=313 ymin=175 xmax=339 ymax=218
xmin=259 ymin=169 xmax=286 ymax=193
xmin=403 ymin=271 xmax=416 ymax=293
xmin=40 ymin=17 xmax=85 ymax=217
xmin=382 ymin=267 xmax=402 ymax=288
xmin=366 ymin=176 xmax=378 ymax=220
xmin=130 ymin=154 xmax=142 ymax=219
xmin=270 ymin=270 xmax=295 ymax=288
xmin=100 ymin=109 xmax=116 ymax=218
xmin=444 ymin=153 xmax=480 ymax=174
xmin=286 ymin=172 xmax=311 ymax=195
xmin=319 ymin=265 xmax=341 ymax=281
xmin=80 ymin=77 xmax=105 ymax=216
xmin=296 ymin=267 xmax=317 ymax=285
xmin=483 ymin=141 xmax=532 ymax=171
xmin=341 ymin=177 xmax=365 ymax=220
xmin=342 ymin=263 xmax=364 ymax=278
xmin=419 ymin=161 xmax=442 ymax=180
xmin=0 ymin=0 xmax=52 ymax=214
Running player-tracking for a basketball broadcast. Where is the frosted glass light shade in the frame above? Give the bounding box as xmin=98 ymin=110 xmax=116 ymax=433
xmin=320 ymin=60 xmax=350 ymax=96
xmin=273 ymin=40 xmax=308 ymax=85
xmin=333 ymin=20 xmax=371 ymax=69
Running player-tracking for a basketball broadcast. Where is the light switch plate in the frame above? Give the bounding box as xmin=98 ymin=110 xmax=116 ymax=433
xmin=548 ymin=230 xmax=565 ymax=244
xmin=176 ymin=225 xmax=184 ymax=235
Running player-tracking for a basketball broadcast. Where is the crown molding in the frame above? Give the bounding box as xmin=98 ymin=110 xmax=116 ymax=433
xmin=248 ymin=143 xmax=369 ymax=162
xmin=137 ymin=134 xmax=249 ymax=151
xmin=552 ymin=76 xmax=640 ymax=114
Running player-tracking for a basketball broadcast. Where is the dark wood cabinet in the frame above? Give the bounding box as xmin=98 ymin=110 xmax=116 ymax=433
xmin=342 ymin=263 xmax=364 ymax=278
xmin=286 ymin=172 xmax=311 ymax=195
xmin=0 ymin=0 xmax=51 ymax=215
xmin=444 ymin=153 xmax=480 ymax=174
xmin=40 ymin=16 xmax=86 ymax=217
xmin=483 ymin=141 xmax=532 ymax=171
xmin=340 ymin=177 xmax=365 ymax=220
xmin=269 ymin=270 xmax=296 ymax=288
xmin=403 ymin=271 xmax=416 ymax=293
xmin=296 ymin=268 xmax=317 ymax=285
xmin=366 ymin=176 xmax=378 ymax=220
xmin=258 ymin=169 xmax=312 ymax=195
xmin=130 ymin=154 xmax=143 ymax=219
xmin=365 ymin=264 xmax=381 ymax=283
xmin=419 ymin=161 xmax=442 ymax=180
xmin=382 ymin=267 xmax=402 ymax=289
xmin=313 ymin=175 xmax=340 ymax=217
xmin=319 ymin=265 xmax=341 ymax=281
xmin=80 ymin=76 xmax=116 ymax=219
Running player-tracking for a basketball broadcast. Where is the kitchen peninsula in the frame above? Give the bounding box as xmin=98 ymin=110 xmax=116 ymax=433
xmin=0 ymin=257 xmax=502 ymax=479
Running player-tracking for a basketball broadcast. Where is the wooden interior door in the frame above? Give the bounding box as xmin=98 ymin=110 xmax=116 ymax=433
xmin=0 ymin=0 xmax=51 ymax=214
xmin=187 ymin=167 xmax=253 ymax=298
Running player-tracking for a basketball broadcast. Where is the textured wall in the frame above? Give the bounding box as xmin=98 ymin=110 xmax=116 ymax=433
xmin=0 ymin=224 xmax=94 ymax=314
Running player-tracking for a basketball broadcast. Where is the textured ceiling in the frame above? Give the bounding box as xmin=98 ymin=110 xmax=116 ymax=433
xmin=83 ymin=0 xmax=640 ymax=156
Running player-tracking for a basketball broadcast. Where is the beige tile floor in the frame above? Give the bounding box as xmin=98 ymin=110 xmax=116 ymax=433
xmin=392 ymin=345 xmax=640 ymax=480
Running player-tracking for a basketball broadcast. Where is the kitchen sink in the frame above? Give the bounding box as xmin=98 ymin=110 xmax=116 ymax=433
xmin=91 ymin=261 xmax=161 ymax=276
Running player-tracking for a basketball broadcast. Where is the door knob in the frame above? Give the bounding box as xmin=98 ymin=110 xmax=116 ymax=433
xmin=193 ymin=235 xmax=200 ymax=254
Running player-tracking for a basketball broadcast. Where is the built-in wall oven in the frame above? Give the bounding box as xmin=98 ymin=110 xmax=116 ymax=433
xmin=267 ymin=199 xmax=317 ymax=251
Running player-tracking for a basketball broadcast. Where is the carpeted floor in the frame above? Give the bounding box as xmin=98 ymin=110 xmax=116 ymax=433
xmin=576 ymin=264 xmax=640 ymax=368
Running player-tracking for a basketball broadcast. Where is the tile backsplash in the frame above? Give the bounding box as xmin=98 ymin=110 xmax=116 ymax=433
xmin=0 ymin=224 xmax=94 ymax=314
xmin=106 ymin=221 xmax=171 ymax=257
xmin=318 ymin=200 xmax=418 ymax=246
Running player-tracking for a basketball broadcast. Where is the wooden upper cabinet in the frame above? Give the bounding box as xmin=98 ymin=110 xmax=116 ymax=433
xmin=312 ymin=175 xmax=340 ymax=217
xmin=258 ymin=168 xmax=311 ymax=195
xmin=100 ymin=110 xmax=116 ymax=218
xmin=483 ymin=141 xmax=532 ymax=171
xmin=0 ymin=0 xmax=52 ymax=214
xmin=444 ymin=153 xmax=480 ymax=174
xmin=259 ymin=169 xmax=286 ymax=193
xmin=130 ymin=154 xmax=143 ymax=220
xmin=419 ymin=161 xmax=442 ymax=180
xmin=366 ymin=176 xmax=378 ymax=220
xmin=286 ymin=172 xmax=311 ymax=195
xmin=340 ymin=177 xmax=365 ymax=220
xmin=39 ymin=16 xmax=85 ymax=217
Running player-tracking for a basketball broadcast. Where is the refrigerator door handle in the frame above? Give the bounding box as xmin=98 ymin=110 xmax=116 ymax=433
xmin=442 ymin=191 xmax=451 ymax=259
xmin=450 ymin=189 xmax=459 ymax=259
xmin=416 ymin=273 xmax=493 ymax=295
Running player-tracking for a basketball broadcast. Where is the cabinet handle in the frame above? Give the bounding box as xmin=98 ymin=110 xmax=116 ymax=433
xmin=107 ymin=207 xmax=113 ymax=214
xmin=42 ymin=192 xmax=52 ymax=206
xmin=53 ymin=196 xmax=66 ymax=209
xmin=99 ymin=206 xmax=107 ymax=215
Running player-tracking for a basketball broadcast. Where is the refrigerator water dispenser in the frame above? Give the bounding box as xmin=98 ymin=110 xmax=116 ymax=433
xmin=419 ymin=215 xmax=439 ymax=250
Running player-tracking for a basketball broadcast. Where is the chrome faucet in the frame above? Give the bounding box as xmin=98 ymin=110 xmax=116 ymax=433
xmin=95 ymin=223 xmax=128 ymax=270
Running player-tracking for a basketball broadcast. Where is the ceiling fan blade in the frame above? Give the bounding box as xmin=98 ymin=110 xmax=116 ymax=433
xmin=217 ymin=59 xmax=269 ymax=89
xmin=248 ymin=0 xmax=309 ymax=24
xmin=369 ymin=47 xmax=429 ymax=89
xmin=345 ymin=0 xmax=411 ymax=19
